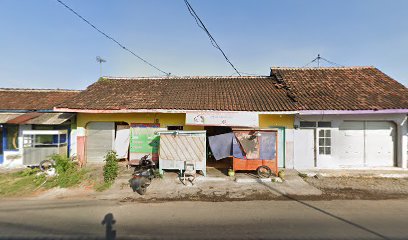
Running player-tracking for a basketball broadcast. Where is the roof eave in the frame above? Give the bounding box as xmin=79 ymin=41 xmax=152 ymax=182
xmin=54 ymin=107 xmax=298 ymax=115
xmin=299 ymin=109 xmax=408 ymax=115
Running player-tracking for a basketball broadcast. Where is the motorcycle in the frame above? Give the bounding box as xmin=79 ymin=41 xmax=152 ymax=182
xmin=129 ymin=154 xmax=156 ymax=195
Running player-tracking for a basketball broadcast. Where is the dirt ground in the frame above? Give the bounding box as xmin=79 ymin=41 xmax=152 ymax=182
xmin=303 ymin=176 xmax=408 ymax=200
xmin=4 ymin=162 xmax=408 ymax=202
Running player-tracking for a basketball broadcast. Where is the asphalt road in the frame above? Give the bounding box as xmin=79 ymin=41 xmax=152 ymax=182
xmin=0 ymin=199 xmax=407 ymax=240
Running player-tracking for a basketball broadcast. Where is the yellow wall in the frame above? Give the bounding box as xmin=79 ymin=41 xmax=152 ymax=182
xmin=77 ymin=113 xmax=294 ymax=129
xmin=259 ymin=114 xmax=294 ymax=129
xmin=77 ymin=113 xmax=203 ymax=131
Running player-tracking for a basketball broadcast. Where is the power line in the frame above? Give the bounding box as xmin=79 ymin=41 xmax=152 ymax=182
xmin=302 ymin=54 xmax=344 ymax=68
xmin=183 ymin=0 xmax=241 ymax=76
xmin=55 ymin=0 xmax=171 ymax=76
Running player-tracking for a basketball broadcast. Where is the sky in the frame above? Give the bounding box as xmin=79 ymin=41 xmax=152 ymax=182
xmin=0 ymin=0 xmax=407 ymax=90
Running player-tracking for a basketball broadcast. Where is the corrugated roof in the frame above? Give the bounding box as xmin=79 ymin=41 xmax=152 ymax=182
xmin=0 ymin=113 xmax=23 ymax=124
xmin=24 ymin=113 xmax=75 ymax=125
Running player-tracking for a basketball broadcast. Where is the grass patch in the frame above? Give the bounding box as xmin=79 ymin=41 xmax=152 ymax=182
xmin=94 ymin=181 xmax=113 ymax=192
xmin=0 ymin=154 xmax=118 ymax=197
xmin=0 ymin=169 xmax=47 ymax=197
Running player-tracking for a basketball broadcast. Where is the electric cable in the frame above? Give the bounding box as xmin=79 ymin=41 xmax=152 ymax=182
xmin=55 ymin=0 xmax=171 ymax=76
xmin=184 ymin=0 xmax=241 ymax=76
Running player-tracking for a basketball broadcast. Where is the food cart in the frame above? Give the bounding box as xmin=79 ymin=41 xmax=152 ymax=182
xmin=232 ymin=130 xmax=278 ymax=177
xmin=22 ymin=130 xmax=68 ymax=166
xmin=208 ymin=129 xmax=278 ymax=177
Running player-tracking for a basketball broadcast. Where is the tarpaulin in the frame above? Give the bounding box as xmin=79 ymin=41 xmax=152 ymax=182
xmin=114 ymin=125 xmax=130 ymax=159
xmin=208 ymin=132 xmax=234 ymax=160
xmin=234 ymin=131 xmax=260 ymax=159
xmin=259 ymin=132 xmax=276 ymax=160
xmin=208 ymin=131 xmax=277 ymax=160
xmin=232 ymin=136 xmax=246 ymax=159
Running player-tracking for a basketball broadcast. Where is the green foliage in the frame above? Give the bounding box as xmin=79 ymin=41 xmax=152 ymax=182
xmin=19 ymin=167 xmax=40 ymax=177
xmin=94 ymin=181 xmax=112 ymax=192
xmin=0 ymin=171 xmax=46 ymax=197
xmin=51 ymin=154 xmax=76 ymax=174
xmin=152 ymin=169 xmax=163 ymax=179
xmin=45 ymin=154 xmax=86 ymax=188
xmin=103 ymin=150 xmax=119 ymax=183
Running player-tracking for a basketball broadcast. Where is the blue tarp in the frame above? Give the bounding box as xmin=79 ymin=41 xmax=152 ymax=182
xmin=259 ymin=132 xmax=276 ymax=160
xmin=208 ymin=131 xmax=276 ymax=160
xmin=208 ymin=132 xmax=234 ymax=160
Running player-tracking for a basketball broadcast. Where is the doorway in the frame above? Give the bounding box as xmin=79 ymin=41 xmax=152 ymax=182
xmin=204 ymin=126 xmax=232 ymax=169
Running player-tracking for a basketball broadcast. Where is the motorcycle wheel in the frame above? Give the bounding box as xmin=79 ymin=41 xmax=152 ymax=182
xmin=136 ymin=186 xmax=147 ymax=195
xmin=257 ymin=165 xmax=272 ymax=178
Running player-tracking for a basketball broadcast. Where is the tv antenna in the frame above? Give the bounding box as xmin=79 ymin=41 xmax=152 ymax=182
xmin=302 ymin=54 xmax=344 ymax=68
xmin=96 ymin=56 xmax=107 ymax=77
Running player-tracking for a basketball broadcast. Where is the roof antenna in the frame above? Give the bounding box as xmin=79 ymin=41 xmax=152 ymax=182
xmin=301 ymin=54 xmax=344 ymax=68
xmin=96 ymin=56 xmax=107 ymax=77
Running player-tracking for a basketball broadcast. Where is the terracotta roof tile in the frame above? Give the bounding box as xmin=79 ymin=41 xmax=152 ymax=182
xmin=0 ymin=88 xmax=81 ymax=111
xmin=57 ymin=76 xmax=298 ymax=112
xmin=270 ymin=67 xmax=408 ymax=110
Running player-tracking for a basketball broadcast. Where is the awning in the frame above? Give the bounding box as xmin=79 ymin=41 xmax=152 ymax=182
xmin=24 ymin=113 xmax=75 ymax=125
xmin=1 ymin=112 xmax=74 ymax=125
xmin=6 ymin=112 xmax=43 ymax=124
xmin=0 ymin=113 xmax=24 ymax=124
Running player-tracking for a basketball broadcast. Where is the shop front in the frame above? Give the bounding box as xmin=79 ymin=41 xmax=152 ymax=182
xmin=186 ymin=112 xmax=294 ymax=172
xmin=75 ymin=112 xmax=295 ymax=174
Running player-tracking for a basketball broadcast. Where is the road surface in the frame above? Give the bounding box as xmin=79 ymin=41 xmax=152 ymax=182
xmin=0 ymin=199 xmax=407 ymax=239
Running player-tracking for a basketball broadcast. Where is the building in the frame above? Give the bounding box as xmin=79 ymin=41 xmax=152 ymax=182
xmin=55 ymin=66 xmax=408 ymax=170
xmin=270 ymin=67 xmax=408 ymax=169
xmin=55 ymin=76 xmax=298 ymax=167
xmin=0 ymin=88 xmax=80 ymax=167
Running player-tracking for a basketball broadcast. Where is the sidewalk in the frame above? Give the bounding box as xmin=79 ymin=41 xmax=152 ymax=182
xmin=298 ymin=168 xmax=408 ymax=179
xmin=99 ymin=167 xmax=322 ymax=202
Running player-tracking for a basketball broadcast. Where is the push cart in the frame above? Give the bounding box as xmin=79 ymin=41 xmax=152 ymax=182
xmin=232 ymin=130 xmax=278 ymax=177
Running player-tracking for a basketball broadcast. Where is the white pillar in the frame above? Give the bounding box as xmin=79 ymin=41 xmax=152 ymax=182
xmin=398 ymin=116 xmax=408 ymax=168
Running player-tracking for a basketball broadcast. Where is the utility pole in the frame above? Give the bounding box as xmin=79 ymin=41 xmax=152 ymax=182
xmin=96 ymin=56 xmax=107 ymax=77
xmin=317 ymin=54 xmax=321 ymax=68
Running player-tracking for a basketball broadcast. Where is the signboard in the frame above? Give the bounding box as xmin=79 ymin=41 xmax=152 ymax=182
xmin=185 ymin=112 xmax=259 ymax=127
xmin=130 ymin=124 xmax=165 ymax=162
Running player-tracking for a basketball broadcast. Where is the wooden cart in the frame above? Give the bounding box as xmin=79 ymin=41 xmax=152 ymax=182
xmin=232 ymin=130 xmax=278 ymax=176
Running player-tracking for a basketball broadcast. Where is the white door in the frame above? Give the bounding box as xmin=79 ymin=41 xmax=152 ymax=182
xmin=337 ymin=121 xmax=365 ymax=167
xmin=365 ymin=121 xmax=395 ymax=167
xmin=338 ymin=121 xmax=395 ymax=167
xmin=86 ymin=122 xmax=115 ymax=163
xmin=294 ymin=129 xmax=315 ymax=169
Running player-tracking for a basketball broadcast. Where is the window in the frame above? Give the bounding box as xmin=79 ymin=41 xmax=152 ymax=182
xmin=318 ymin=121 xmax=332 ymax=127
xmin=6 ymin=125 xmax=19 ymax=150
xmin=299 ymin=121 xmax=316 ymax=128
xmin=318 ymin=129 xmax=331 ymax=155
xmin=167 ymin=126 xmax=183 ymax=130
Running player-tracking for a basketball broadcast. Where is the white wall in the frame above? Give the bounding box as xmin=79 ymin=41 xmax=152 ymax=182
xmin=2 ymin=124 xmax=31 ymax=168
xmin=292 ymin=113 xmax=407 ymax=169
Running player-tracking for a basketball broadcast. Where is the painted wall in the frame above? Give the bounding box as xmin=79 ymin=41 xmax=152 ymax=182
xmin=2 ymin=124 xmax=31 ymax=168
xmin=76 ymin=113 xmax=204 ymax=164
xmin=291 ymin=113 xmax=408 ymax=169
xmin=76 ymin=112 xmax=296 ymax=165
xmin=76 ymin=113 xmax=204 ymax=134
xmin=259 ymin=114 xmax=295 ymax=168
xmin=259 ymin=114 xmax=294 ymax=129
